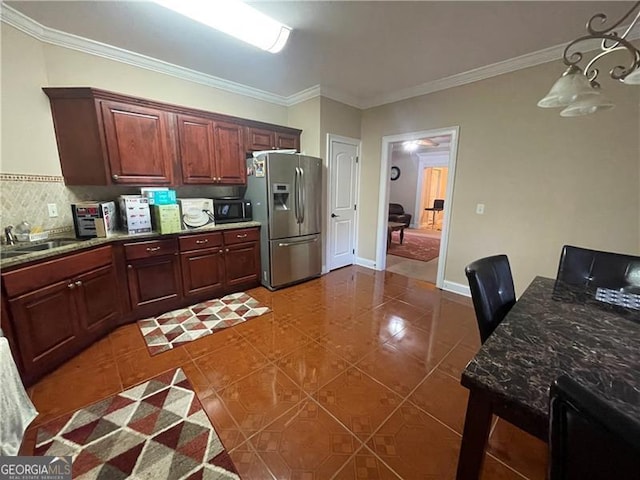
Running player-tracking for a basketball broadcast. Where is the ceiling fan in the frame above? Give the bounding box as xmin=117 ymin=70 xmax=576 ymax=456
xmin=398 ymin=139 xmax=440 ymax=152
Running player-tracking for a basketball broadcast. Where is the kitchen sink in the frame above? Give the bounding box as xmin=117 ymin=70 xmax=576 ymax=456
xmin=0 ymin=250 xmax=29 ymax=259
xmin=13 ymin=238 xmax=83 ymax=252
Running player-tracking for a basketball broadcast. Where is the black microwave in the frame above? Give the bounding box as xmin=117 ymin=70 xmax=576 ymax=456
xmin=212 ymin=198 xmax=252 ymax=224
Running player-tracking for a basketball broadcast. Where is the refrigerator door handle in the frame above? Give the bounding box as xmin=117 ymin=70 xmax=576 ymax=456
xmin=299 ymin=167 xmax=305 ymax=224
xmin=294 ymin=167 xmax=300 ymax=224
xmin=278 ymin=237 xmax=319 ymax=247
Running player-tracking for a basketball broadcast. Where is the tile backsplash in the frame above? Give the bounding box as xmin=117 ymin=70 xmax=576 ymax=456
xmin=0 ymin=173 xmax=242 ymax=236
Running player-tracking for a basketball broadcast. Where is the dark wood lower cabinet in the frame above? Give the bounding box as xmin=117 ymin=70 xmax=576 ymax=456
xmin=4 ymin=249 xmax=121 ymax=385
xmin=225 ymin=242 xmax=260 ymax=288
xmin=181 ymin=247 xmax=225 ymax=298
xmin=2 ymin=227 xmax=261 ymax=386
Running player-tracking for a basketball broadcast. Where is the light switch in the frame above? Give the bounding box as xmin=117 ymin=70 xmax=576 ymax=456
xmin=476 ymin=203 xmax=485 ymax=215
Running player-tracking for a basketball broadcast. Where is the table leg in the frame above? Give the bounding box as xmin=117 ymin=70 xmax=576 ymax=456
xmin=456 ymin=390 xmax=493 ymax=480
xmin=400 ymin=228 xmax=404 ymax=244
xmin=387 ymin=229 xmax=391 ymax=251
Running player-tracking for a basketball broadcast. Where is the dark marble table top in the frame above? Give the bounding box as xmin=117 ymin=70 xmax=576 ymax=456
xmin=462 ymin=276 xmax=640 ymax=435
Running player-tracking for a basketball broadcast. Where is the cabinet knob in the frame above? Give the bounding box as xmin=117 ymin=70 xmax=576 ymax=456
xmin=225 ymin=248 xmax=229 ymax=253
xmin=195 ymin=239 xmax=209 ymax=244
xmin=75 ymin=281 xmax=82 ymax=287
xmin=127 ymin=264 xmax=133 ymax=269
xmin=67 ymin=283 xmax=75 ymax=289
xmin=218 ymin=249 xmax=223 ymax=254
xmin=112 ymin=174 xmax=119 ymax=181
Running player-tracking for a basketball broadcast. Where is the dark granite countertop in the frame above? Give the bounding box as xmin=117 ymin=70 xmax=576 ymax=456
xmin=462 ymin=276 xmax=640 ymax=434
xmin=0 ymin=221 xmax=261 ymax=270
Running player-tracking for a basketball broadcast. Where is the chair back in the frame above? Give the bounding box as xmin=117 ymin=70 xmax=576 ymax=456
xmin=433 ymin=199 xmax=444 ymax=210
xmin=556 ymin=245 xmax=640 ymax=291
xmin=465 ymin=255 xmax=516 ymax=344
xmin=549 ymin=375 xmax=640 ymax=480
xmin=389 ymin=203 xmax=405 ymax=215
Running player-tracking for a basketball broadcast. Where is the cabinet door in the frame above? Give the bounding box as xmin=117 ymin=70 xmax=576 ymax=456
xmin=246 ymin=127 xmax=275 ymax=151
xmin=101 ymin=100 xmax=173 ymax=185
xmin=75 ymin=264 xmax=121 ymax=341
xmin=127 ymin=255 xmax=182 ymax=315
xmin=177 ymin=114 xmax=216 ymax=184
xmin=214 ymin=121 xmax=246 ymax=184
xmin=181 ymin=247 xmax=225 ymax=298
xmin=224 ymin=241 xmax=260 ymax=288
xmin=276 ymin=132 xmax=300 ymax=151
xmin=9 ymin=279 xmax=81 ymax=378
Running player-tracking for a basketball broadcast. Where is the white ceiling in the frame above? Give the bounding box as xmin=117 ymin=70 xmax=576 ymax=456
xmin=4 ymin=1 xmax=637 ymax=108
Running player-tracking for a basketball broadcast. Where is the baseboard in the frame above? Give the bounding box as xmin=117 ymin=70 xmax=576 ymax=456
xmin=355 ymin=257 xmax=377 ymax=270
xmin=442 ymin=280 xmax=471 ymax=297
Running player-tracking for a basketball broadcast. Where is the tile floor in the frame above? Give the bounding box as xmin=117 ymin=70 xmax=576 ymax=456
xmin=22 ymin=266 xmax=547 ymax=479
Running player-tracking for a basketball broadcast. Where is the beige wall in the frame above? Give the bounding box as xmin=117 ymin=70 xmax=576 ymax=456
xmin=319 ymin=97 xmax=362 ymax=160
xmin=287 ymin=97 xmax=321 ymax=157
xmin=1 ymin=25 xmax=288 ymax=176
xmin=361 ymin=60 xmax=640 ymax=294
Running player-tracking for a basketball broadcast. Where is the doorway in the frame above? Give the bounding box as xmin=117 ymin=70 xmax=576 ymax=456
xmin=376 ymin=127 xmax=459 ymax=288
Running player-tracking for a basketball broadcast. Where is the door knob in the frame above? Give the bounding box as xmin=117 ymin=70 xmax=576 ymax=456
xmin=331 ymin=213 xmax=339 ymax=218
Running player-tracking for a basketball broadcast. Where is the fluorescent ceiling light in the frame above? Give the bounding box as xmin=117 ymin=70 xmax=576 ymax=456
xmin=155 ymin=0 xmax=292 ymax=53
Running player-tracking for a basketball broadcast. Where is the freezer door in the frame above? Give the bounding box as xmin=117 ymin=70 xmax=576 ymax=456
xmin=267 ymin=153 xmax=300 ymax=239
xmin=269 ymin=234 xmax=321 ymax=288
xmin=298 ymin=155 xmax=322 ymax=236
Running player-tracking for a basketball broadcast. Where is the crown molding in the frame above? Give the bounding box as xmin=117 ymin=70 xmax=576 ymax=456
xmin=3 ymin=3 xmax=638 ymax=112
xmin=0 ymin=3 xmax=293 ymax=107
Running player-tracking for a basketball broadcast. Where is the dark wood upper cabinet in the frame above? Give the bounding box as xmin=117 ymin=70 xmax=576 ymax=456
xmin=44 ymin=87 xmax=300 ymax=186
xmin=214 ymin=121 xmax=246 ymax=184
xmin=101 ymin=101 xmax=173 ymax=185
xmin=177 ymin=114 xmax=216 ymax=184
xmin=246 ymin=126 xmax=300 ymax=153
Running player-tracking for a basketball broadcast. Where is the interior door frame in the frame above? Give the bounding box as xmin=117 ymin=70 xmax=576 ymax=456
xmin=324 ymin=134 xmax=361 ymax=274
xmin=376 ymin=126 xmax=460 ymax=289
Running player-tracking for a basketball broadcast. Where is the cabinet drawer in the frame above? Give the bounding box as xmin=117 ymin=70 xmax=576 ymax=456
xmin=179 ymin=232 xmax=223 ymax=251
xmin=223 ymin=228 xmax=260 ymax=245
xmin=124 ymin=238 xmax=178 ymax=260
xmin=2 ymin=246 xmax=113 ymax=298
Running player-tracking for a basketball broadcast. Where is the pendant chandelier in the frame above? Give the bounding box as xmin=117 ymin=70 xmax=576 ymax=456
xmin=538 ymin=2 xmax=639 ymax=117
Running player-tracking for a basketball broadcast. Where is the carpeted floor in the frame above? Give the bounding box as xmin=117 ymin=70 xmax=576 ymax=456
xmin=388 ymin=229 xmax=440 ymax=262
xmin=35 ymin=368 xmax=240 ymax=479
xmin=138 ymin=292 xmax=270 ymax=355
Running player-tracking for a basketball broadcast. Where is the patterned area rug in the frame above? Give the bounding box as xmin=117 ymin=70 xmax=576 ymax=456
xmin=34 ymin=369 xmax=240 ymax=479
xmin=388 ymin=230 xmax=440 ymax=262
xmin=138 ymin=292 xmax=270 ymax=355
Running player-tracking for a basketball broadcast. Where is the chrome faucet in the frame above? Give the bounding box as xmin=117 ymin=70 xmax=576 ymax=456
xmin=4 ymin=226 xmax=16 ymax=245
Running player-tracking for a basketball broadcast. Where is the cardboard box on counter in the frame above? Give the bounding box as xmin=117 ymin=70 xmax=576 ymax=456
xmin=71 ymin=201 xmax=116 ymax=238
xmin=151 ymin=204 xmax=181 ymax=234
xmin=118 ymin=195 xmax=152 ymax=234
xmin=140 ymin=187 xmax=177 ymax=205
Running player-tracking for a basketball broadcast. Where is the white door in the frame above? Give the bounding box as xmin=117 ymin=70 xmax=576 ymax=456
xmin=329 ymin=138 xmax=359 ymax=270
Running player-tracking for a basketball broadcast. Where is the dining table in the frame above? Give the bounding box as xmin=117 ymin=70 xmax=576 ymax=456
xmin=456 ymin=276 xmax=640 ymax=480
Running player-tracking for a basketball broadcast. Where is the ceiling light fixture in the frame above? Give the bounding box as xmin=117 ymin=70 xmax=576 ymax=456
xmin=402 ymin=139 xmax=439 ymax=152
xmin=155 ymin=0 xmax=292 ymax=53
xmin=538 ymin=1 xmax=639 ymax=116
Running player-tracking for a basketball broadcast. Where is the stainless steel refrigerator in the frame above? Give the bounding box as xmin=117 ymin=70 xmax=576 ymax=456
xmin=245 ymin=152 xmax=322 ymax=290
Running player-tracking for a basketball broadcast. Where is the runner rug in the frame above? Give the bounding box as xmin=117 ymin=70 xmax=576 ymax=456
xmin=388 ymin=230 xmax=440 ymax=262
xmin=138 ymin=292 xmax=270 ymax=355
xmin=34 ymin=368 xmax=240 ymax=479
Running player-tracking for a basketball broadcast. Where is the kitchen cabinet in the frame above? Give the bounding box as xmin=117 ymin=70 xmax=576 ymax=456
xmin=43 ymin=88 xmax=174 ymax=185
xmin=246 ymin=126 xmax=301 ymax=152
xmin=124 ymin=238 xmax=182 ymax=318
xmin=44 ymin=87 xmax=300 ymax=186
xmin=1 ymin=246 xmax=120 ymax=385
xmin=177 ymin=114 xmax=245 ymax=185
xmin=223 ymin=228 xmax=261 ymax=287
xmin=101 ymin=100 xmax=174 ymax=185
xmin=179 ymin=232 xmax=225 ymax=299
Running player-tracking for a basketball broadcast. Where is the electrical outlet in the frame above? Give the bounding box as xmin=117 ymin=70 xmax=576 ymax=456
xmin=476 ymin=203 xmax=485 ymax=215
xmin=47 ymin=203 xmax=59 ymax=218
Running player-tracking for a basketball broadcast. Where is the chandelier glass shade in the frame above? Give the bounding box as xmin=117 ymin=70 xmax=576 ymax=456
xmin=538 ymin=1 xmax=639 ymax=116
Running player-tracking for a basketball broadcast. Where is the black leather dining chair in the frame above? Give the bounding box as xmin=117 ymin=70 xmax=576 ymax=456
xmin=556 ymin=245 xmax=640 ymax=292
xmin=549 ymin=375 xmax=640 ymax=480
xmin=465 ymin=255 xmax=516 ymax=344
